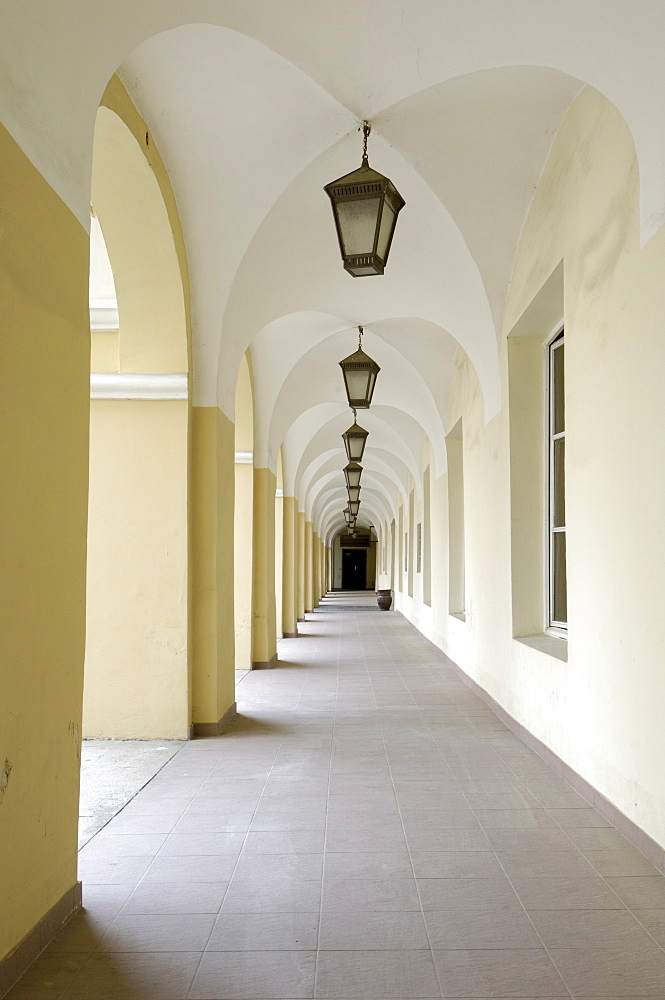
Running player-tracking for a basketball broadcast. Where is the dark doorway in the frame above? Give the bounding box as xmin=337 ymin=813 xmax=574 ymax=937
xmin=342 ymin=548 xmax=367 ymax=590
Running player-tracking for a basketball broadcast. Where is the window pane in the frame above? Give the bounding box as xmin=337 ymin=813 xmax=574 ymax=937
xmin=552 ymin=438 xmax=565 ymax=528
xmin=552 ymin=531 xmax=567 ymax=624
xmin=552 ymin=341 xmax=565 ymax=434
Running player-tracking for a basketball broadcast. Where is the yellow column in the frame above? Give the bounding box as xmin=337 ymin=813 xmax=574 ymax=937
xmin=251 ymin=467 xmax=277 ymax=668
xmin=297 ymin=512 xmax=306 ymax=621
xmin=313 ymin=532 xmax=320 ymax=608
xmin=305 ymin=521 xmax=314 ymax=612
xmin=282 ymin=496 xmax=298 ymax=637
xmin=234 ymin=458 xmax=253 ymax=670
xmin=0 ymin=124 xmax=89 ymax=965
xmin=191 ymin=407 xmax=237 ymax=734
xmin=326 ymin=546 xmax=332 ymax=593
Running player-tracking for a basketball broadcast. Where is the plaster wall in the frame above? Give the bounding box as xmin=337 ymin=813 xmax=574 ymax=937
xmin=0 ymin=123 xmax=89 ymax=962
xmin=85 ymin=400 xmax=189 ymax=738
xmin=396 ymin=86 xmax=665 ymax=850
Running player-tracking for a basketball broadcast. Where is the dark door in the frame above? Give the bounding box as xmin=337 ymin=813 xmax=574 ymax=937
xmin=342 ymin=549 xmax=367 ymax=590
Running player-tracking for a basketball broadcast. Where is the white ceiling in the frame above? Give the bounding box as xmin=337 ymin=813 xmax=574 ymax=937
xmin=3 ymin=0 xmax=663 ymax=538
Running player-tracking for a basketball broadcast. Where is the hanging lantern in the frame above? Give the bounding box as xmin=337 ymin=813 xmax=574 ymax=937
xmin=324 ymin=121 xmax=405 ymax=277
xmin=339 ymin=327 xmax=380 ymax=409
xmin=347 ymin=485 xmax=361 ymax=504
xmin=342 ymin=410 xmax=369 ymax=463
xmin=344 ymin=462 xmax=362 ymax=490
xmin=343 ymin=507 xmax=355 ymax=529
xmin=348 ymin=499 xmax=360 ymax=518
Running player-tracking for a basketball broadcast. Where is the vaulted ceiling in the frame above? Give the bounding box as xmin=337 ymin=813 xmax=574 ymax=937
xmin=5 ymin=0 xmax=664 ymax=538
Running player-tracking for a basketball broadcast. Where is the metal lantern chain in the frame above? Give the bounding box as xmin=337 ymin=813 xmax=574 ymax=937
xmin=361 ymin=121 xmax=370 ymax=164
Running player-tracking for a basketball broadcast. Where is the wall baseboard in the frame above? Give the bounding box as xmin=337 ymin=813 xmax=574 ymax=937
xmin=1 ymin=882 xmax=82 ymax=998
xmin=191 ymin=701 xmax=237 ymax=737
xmin=252 ymin=655 xmax=278 ymax=670
xmin=403 ymin=616 xmax=665 ymax=876
xmin=282 ymin=632 xmax=299 ymax=638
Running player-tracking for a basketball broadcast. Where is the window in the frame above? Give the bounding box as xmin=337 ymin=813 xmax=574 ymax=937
xmin=548 ymin=330 xmax=567 ymax=631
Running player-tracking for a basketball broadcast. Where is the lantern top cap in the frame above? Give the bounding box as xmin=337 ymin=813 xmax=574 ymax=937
xmin=323 ymin=122 xmax=405 ymax=212
xmin=339 ymin=348 xmax=381 ymax=372
xmin=345 ymin=409 xmax=368 ymax=435
xmin=339 ymin=330 xmax=380 ymax=373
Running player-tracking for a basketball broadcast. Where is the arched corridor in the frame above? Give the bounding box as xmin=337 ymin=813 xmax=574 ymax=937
xmin=10 ymin=597 xmax=665 ymax=998
xmin=5 ymin=3 xmax=665 ymax=997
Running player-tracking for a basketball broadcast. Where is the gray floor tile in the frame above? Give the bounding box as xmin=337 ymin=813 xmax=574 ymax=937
xmin=549 ymin=945 xmax=665 ymax=996
xmin=434 ymin=947 xmax=567 ymax=997
xmin=418 ymin=876 xmax=519 ymax=910
xmin=62 ymin=951 xmax=201 ymax=999
xmin=190 ymin=948 xmax=317 ymax=998
xmin=100 ymin=912 xmax=215 ymax=951
xmin=512 ymin=875 xmax=624 ymax=910
xmin=411 ymin=851 xmax=503 ymax=878
xmin=208 ymin=913 xmax=319 ymax=950
xmin=322 ymin=877 xmax=421 ymax=911
xmin=319 ymin=910 xmax=430 ymax=950
xmin=606 ymin=876 xmax=665 ymax=909
xmin=122 ymin=880 xmax=229 ymax=914
xmin=323 ymin=852 xmax=413 ymax=880
xmin=424 ymin=906 xmax=541 ymax=948
xmin=315 ymin=949 xmax=441 ymax=998
xmin=222 ymin=876 xmax=322 ymax=913
xmin=529 ymin=908 xmax=657 ymax=949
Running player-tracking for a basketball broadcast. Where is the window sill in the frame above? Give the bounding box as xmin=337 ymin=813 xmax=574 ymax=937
xmin=515 ymin=633 xmax=568 ymax=662
xmin=450 ymin=611 xmax=466 ymax=623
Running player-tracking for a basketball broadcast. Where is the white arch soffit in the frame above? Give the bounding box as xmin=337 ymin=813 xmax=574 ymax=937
xmin=324 ymin=513 xmax=384 ymax=549
xmin=300 ymin=452 xmax=407 ymax=519
xmin=319 ymin=493 xmax=389 ymax=539
xmin=308 ymin=470 xmax=399 ymax=525
xmin=295 ymin=421 xmax=420 ymax=508
xmin=265 ymin=326 xmax=446 ymax=477
xmin=5 ymin=2 xmax=665 ymax=251
xmin=220 ymin=131 xmax=498 ymax=421
xmin=289 ymin=407 xmax=420 ymax=501
xmin=281 ymin=402 xmax=349 ymax=499
xmin=324 ymin=517 xmax=382 ymax=548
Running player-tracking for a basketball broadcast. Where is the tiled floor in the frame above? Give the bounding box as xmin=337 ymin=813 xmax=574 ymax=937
xmin=8 ymin=592 xmax=665 ymax=998
xmin=79 ymin=740 xmax=185 ymax=848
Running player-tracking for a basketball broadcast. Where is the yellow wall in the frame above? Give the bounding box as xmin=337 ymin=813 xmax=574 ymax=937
xmin=0 ymin=122 xmax=89 ymax=960
xmin=191 ymin=407 xmax=236 ymax=723
xmin=395 ymin=86 xmax=665 ymax=850
xmin=85 ymin=401 xmax=189 ymax=738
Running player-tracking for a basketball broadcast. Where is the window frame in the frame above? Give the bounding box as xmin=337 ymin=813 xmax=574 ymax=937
xmin=547 ymin=327 xmax=567 ymax=635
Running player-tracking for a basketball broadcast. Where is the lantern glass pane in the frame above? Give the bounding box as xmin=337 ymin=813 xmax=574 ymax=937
xmin=348 ymin=433 xmax=366 ymax=462
xmin=348 ymin=486 xmax=360 ymax=503
xmin=376 ymin=201 xmax=396 ymax=261
xmin=345 ymin=464 xmax=362 ymax=489
xmin=344 ymin=368 xmax=371 ymax=405
xmin=366 ymin=370 xmax=377 ymax=404
xmin=336 ymin=198 xmax=381 ymax=256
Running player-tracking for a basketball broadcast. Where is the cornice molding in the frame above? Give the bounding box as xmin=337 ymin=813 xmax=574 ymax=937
xmin=90 ymin=373 xmax=188 ymax=400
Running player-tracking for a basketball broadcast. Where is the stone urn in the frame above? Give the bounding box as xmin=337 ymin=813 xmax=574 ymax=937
xmin=376 ymin=589 xmax=393 ymax=611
